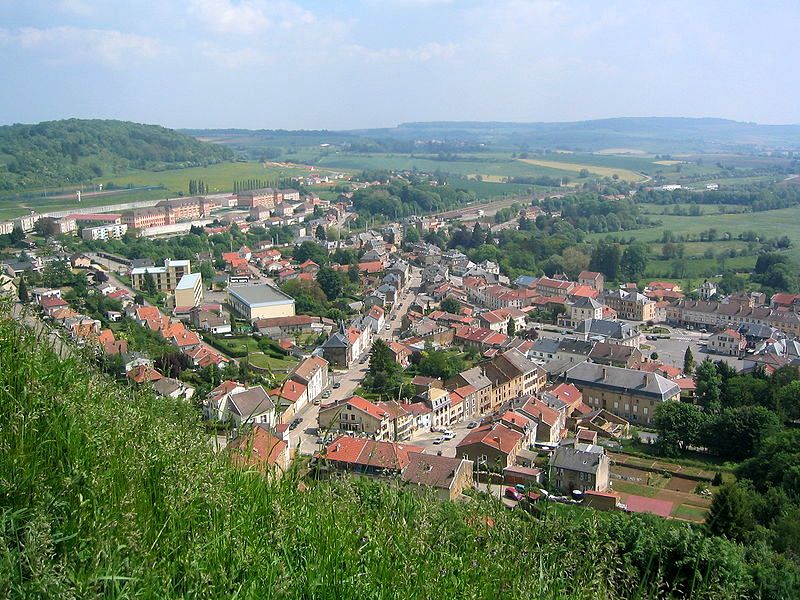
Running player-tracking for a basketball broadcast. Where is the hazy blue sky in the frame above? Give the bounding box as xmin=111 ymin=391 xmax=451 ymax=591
xmin=0 ymin=0 xmax=798 ymax=129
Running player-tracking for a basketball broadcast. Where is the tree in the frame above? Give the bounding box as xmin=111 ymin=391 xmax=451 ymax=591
xmin=470 ymin=222 xmax=486 ymax=248
xmin=683 ymin=347 xmax=695 ymax=375
xmin=33 ymin=217 xmax=59 ymax=238
xmin=316 ymin=267 xmax=343 ymax=302
xmin=706 ymin=482 xmax=756 ymax=543
xmin=695 ymin=359 xmax=721 ymax=412
xmin=142 ymin=271 xmax=157 ymax=295
xmin=9 ymin=226 xmax=25 ymax=244
xmin=418 ymin=350 xmax=465 ymax=380
xmin=17 ymin=276 xmax=28 ymax=304
xmin=440 ymin=298 xmax=461 ymax=314
xmin=706 ymin=406 xmax=781 ymax=460
xmin=315 ymin=224 xmax=327 ymax=241
xmin=294 ymin=241 xmax=328 ymax=266
xmin=507 ymin=319 xmax=516 ymax=337
xmin=650 ymin=352 xmax=658 ymax=360
xmin=653 ymin=401 xmax=707 ymax=455
xmin=775 ymin=380 xmax=800 ymax=420
xmin=589 ymin=242 xmax=622 ymax=280
xmin=738 ymin=430 xmax=800 ymax=499
xmin=364 ymin=339 xmax=405 ymax=399
xmin=620 ymin=243 xmax=648 ymax=281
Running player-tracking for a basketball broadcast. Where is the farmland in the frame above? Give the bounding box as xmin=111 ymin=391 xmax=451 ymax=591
xmin=517 ymin=157 xmax=646 ymax=182
xmin=589 ymin=204 xmax=800 ymax=281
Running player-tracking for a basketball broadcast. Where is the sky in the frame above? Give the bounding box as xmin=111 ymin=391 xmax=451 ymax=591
xmin=0 ymin=0 xmax=798 ymax=130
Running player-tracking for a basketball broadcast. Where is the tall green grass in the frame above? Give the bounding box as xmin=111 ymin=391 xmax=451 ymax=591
xmin=0 ymin=305 xmax=762 ymax=598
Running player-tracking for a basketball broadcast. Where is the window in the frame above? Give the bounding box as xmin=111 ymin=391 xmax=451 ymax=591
xmin=643 ymin=407 xmax=649 ymax=415
xmin=613 ymin=401 xmax=619 ymax=409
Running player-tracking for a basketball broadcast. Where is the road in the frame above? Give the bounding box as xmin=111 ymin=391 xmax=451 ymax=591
xmin=290 ymin=266 xmax=422 ymax=456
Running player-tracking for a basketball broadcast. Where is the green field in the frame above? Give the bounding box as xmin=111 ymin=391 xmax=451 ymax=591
xmin=636 ymin=202 xmax=749 ymax=215
xmin=0 ymin=160 xmax=347 ymax=220
xmin=312 ymin=152 xmax=579 ymax=180
xmin=95 ymin=161 xmax=335 ymax=195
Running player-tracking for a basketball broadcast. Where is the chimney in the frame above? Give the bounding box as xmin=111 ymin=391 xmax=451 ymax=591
xmin=602 ymin=367 xmax=607 ymax=381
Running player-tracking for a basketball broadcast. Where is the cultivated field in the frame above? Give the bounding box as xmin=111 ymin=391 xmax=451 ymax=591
xmin=517 ymin=158 xmax=645 ymax=182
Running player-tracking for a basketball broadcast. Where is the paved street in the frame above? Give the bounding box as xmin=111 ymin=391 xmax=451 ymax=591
xmin=291 ymin=266 xmax=422 ymax=456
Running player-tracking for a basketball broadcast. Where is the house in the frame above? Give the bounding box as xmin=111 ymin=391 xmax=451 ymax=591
xmin=707 ymin=329 xmax=746 ymax=357
xmin=269 ymin=380 xmax=309 ymax=421
xmin=456 ymin=422 xmax=525 ymax=471
xmin=550 ymin=444 xmax=610 ymax=493
xmin=224 ymin=386 xmax=276 ymax=429
xmin=565 ymin=362 xmax=680 ymax=426
xmin=698 ymin=280 xmax=718 ymax=300
xmin=578 ymin=271 xmax=604 ymax=293
xmin=318 ymin=396 xmax=409 ymax=441
xmin=602 ymin=289 xmax=656 ymax=322
xmin=482 ymin=349 xmax=547 ymax=411
xmin=253 ymin=315 xmax=333 ymax=338
xmin=498 ymin=410 xmax=537 ymax=448
xmin=450 ymin=384 xmax=479 ymax=420
xmin=387 ymin=341 xmax=413 ymax=367
xmin=289 ymin=355 xmax=330 ymax=404
xmin=205 ymin=380 xmax=246 ymax=420
xmin=447 ymin=367 xmax=493 ymax=415
xmin=361 ymin=305 xmax=386 ymax=333
xmin=401 ymin=453 xmax=474 ymax=501
xmin=574 ymin=319 xmax=640 ymax=348
xmin=540 ymin=383 xmax=584 ymax=415
xmin=536 ymin=277 xmax=575 ymax=298
xmin=561 ymin=296 xmax=603 ymax=328
xmin=321 ymin=322 xmax=372 ymax=368
xmin=151 ymin=377 xmax=195 ymax=401
xmin=318 ymin=436 xmax=424 ymax=477
xmin=588 ymin=342 xmax=643 ymax=368
xmin=572 ymin=409 xmax=630 ymax=439
xmin=229 ymin=424 xmax=291 ymax=475
xmin=517 ymin=396 xmax=563 ymax=444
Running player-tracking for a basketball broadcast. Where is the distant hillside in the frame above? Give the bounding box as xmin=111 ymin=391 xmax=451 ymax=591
xmin=192 ymin=118 xmax=800 ymax=155
xmin=0 ymin=119 xmax=233 ymax=191
xmin=369 ymin=118 xmax=800 ymax=153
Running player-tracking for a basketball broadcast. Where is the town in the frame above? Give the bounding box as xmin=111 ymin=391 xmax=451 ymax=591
xmin=4 ymin=174 xmax=799 ymax=524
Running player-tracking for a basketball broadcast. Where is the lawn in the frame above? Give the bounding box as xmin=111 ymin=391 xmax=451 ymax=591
xmin=248 ymin=351 xmax=297 ymax=372
xmin=673 ymin=504 xmax=709 ymax=522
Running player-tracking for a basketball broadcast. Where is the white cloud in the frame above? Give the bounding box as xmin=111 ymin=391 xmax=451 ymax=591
xmin=199 ymin=44 xmax=271 ymax=69
xmin=59 ymin=0 xmax=95 ymax=16
xmin=350 ymin=41 xmax=457 ymax=62
xmin=189 ymin=0 xmax=314 ymax=35
xmin=10 ymin=27 xmax=162 ymax=67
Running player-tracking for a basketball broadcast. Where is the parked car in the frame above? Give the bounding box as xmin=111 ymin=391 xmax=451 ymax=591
xmin=646 ymin=334 xmax=658 ymax=341
xmin=432 ymin=437 xmax=444 ymax=445
xmin=385 ymin=324 xmax=391 ymax=330
xmin=466 ymin=421 xmax=479 ymax=429
xmin=322 ymin=390 xmax=332 ymax=398
xmin=442 ymin=431 xmax=456 ymax=441
xmin=289 ymin=418 xmax=302 ymax=430
xmin=333 ymin=382 xmax=341 ymax=389
xmin=504 ymin=487 xmax=523 ymax=501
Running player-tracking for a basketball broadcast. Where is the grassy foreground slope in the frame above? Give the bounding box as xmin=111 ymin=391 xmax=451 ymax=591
xmin=0 ymin=306 xmax=764 ymax=598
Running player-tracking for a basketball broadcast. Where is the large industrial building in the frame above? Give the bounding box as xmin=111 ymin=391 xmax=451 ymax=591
xmin=227 ymin=284 xmax=296 ymax=321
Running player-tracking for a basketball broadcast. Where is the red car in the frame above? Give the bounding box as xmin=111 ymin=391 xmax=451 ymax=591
xmin=504 ymin=487 xmax=523 ymax=502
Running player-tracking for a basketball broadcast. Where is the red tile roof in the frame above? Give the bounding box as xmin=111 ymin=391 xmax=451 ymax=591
xmin=321 ymin=436 xmax=424 ymax=471
xmin=457 ymin=422 xmax=523 ymax=454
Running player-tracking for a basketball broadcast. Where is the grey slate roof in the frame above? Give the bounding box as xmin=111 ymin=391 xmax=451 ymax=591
xmin=227 ymin=386 xmax=274 ymax=418
xmin=452 ymin=366 xmax=492 ymax=391
xmin=575 ymin=319 xmax=637 ymax=340
xmin=572 ymin=296 xmax=602 ymax=310
xmin=565 ymin=362 xmax=680 ymax=401
xmin=550 ymin=446 xmax=604 ymax=474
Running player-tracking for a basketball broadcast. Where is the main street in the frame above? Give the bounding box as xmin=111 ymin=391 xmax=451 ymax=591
xmin=290 ymin=266 xmax=422 ymax=455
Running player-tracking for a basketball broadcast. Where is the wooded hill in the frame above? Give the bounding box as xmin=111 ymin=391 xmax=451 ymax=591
xmin=0 ymin=119 xmax=233 ymax=191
